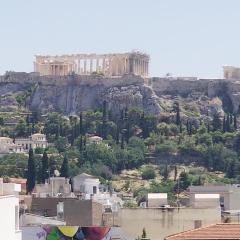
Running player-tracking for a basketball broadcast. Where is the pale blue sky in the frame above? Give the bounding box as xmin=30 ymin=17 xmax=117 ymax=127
xmin=1 ymin=0 xmax=240 ymax=78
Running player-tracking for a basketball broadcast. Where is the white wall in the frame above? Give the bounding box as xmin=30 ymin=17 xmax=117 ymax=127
xmin=120 ymin=207 xmax=221 ymax=240
xmin=73 ymin=176 xmax=100 ymax=194
xmin=0 ymin=195 xmax=22 ymax=240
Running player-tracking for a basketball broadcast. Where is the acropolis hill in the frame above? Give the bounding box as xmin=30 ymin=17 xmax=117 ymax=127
xmin=1 ymin=51 xmax=240 ymax=119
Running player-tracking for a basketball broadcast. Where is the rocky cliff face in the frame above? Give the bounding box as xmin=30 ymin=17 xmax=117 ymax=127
xmin=1 ymin=72 xmax=240 ymax=118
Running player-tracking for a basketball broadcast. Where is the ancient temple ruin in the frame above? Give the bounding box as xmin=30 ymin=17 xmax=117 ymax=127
xmin=223 ymin=66 xmax=240 ymax=79
xmin=34 ymin=51 xmax=149 ymax=77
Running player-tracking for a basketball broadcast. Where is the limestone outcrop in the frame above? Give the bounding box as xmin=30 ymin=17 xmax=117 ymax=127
xmin=1 ymin=72 xmax=240 ymax=117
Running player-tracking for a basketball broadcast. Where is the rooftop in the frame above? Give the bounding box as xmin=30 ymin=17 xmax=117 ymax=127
xmin=165 ymin=224 xmax=240 ymax=240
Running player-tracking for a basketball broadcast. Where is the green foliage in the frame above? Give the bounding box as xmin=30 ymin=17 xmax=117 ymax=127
xmin=55 ymin=136 xmax=68 ymax=152
xmin=176 ymin=172 xmax=191 ymax=192
xmin=0 ymin=154 xmax=27 ymax=177
xmin=41 ymin=151 xmax=49 ymax=183
xmin=15 ymin=118 xmax=28 ymax=137
xmin=142 ymin=228 xmax=147 ymax=239
xmin=134 ymin=187 xmax=148 ymax=205
xmin=26 ymin=149 xmax=36 ymax=194
xmin=142 ymin=167 xmax=156 ymax=180
xmin=35 ymin=147 xmax=44 ymax=154
xmin=156 ymin=141 xmax=177 ymax=155
xmin=60 ymin=154 xmax=69 ymax=178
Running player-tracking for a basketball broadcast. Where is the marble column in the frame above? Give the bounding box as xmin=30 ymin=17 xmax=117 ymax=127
xmin=102 ymin=58 xmax=106 ymax=74
xmin=96 ymin=58 xmax=99 ymax=72
xmin=90 ymin=59 xmax=93 ymax=73
xmin=84 ymin=60 xmax=87 ymax=74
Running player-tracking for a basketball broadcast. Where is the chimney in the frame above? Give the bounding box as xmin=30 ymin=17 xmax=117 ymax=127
xmin=194 ymin=220 xmax=202 ymax=229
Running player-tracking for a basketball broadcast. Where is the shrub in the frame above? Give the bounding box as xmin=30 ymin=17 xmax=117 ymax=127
xmin=142 ymin=168 xmax=156 ymax=180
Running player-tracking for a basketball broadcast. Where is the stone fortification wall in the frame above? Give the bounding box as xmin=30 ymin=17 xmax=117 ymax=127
xmin=151 ymin=77 xmax=211 ymax=96
xmin=0 ymin=72 xmax=144 ymax=88
xmin=2 ymin=71 xmax=240 ymax=115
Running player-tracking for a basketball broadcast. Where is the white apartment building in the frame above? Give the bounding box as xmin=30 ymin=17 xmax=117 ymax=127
xmin=188 ymin=184 xmax=240 ymax=210
xmin=0 ymin=178 xmax=22 ymax=240
xmin=34 ymin=177 xmax=72 ymax=198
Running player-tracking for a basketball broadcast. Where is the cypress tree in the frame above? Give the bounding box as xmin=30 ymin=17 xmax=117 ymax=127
xmin=83 ymin=136 xmax=87 ymax=151
xmin=212 ymin=113 xmax=222 ymax=131
xmin=234 ymin=114 xmax=237 ymax=130
xmin=56 ymin=124 xmax=60 ymax=139
xmin=141 ymin=228 xmax=147 ymax=239
xmin=179 ymin=123 xmax=182 ymax=133
xmin=102 ymin=100 xmax=107 ymax=140
xmin=26 ymin=114 xmax=30 ymax=126
xmin=226 ymin=113 xmax=231 ymax=132
xmin=79 ymin=135 xmax=83 ymax=152
xmin=32 ymin=122 xmax=35 ymax=134
xmin=79 ymin=112 xmax=83 ymax=135
xmin=60 ymin=154 xmax=69 ymax=178
xmin=163 ymin=164 xmax=169 ymax=181
xmin=74 ymin=118 xmax=78 ymax=138
xmin=124 ymin=108 xmax=130 ymax=144
xmin=226 ymin=160 xmax=236 ymax=178
xmin=70 ymin=126 xmax=74 ymax=146
xmin=41 ymin=151 xmax=49 ymax=183
xmin=174 ymin=165 xmax=178 ymax=181
xmin=189 ymin=122 xmax=193 ymax=135
xmin=120 ymin=133 xmax=124 ymax=149
xmin=230 ymin=114 xmax=233 ymax=125
xmin=175 ymin=102 xmax=181 ymax=126
xmin=26 ymin=148 xmax=36 ymax=194
xmin=223 ymin=115 xmax=226 ymax=133
xmin=116 ymin=123 xmax=120 ymax=144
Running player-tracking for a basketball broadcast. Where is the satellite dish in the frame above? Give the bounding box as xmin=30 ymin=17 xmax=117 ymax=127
xmin=54 ymin=170 xmax=60 ymax=177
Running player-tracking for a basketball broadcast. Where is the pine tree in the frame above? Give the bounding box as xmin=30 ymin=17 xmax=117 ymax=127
xmin=60 ymin=154 xmax=69 ymax=178
xmin=26 ymin=148 xmax=36 ymax=194
xmin=41 ymin=151 xmax=49 ymax=183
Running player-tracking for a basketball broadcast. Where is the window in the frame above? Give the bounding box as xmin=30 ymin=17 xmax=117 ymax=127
xmin=93 ymin=186 xmax=97 ymax=194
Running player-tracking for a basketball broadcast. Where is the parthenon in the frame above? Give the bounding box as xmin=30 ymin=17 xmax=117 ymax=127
xmin=34 ymin=51 xmax=149 ymax=77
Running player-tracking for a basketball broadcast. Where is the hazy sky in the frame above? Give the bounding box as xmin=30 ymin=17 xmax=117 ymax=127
xmin=1 ymin=0 xmax=240 ymax=78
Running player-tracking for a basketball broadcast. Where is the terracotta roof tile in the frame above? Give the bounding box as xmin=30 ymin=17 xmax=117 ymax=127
xmin=165 ymin=224 xmax=240 ymax=240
